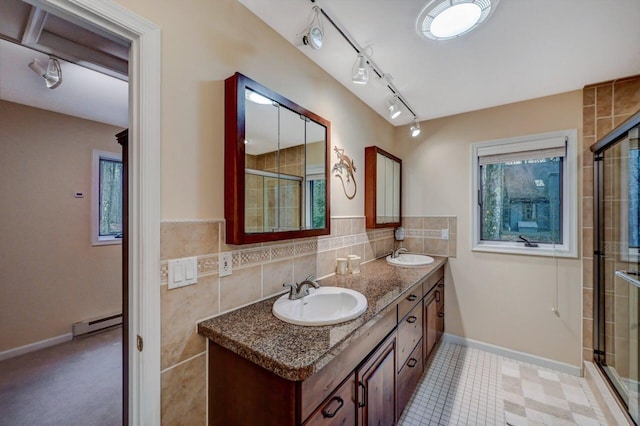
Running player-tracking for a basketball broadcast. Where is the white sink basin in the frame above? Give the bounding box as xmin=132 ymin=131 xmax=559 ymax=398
xmin=386 ymin=253 xmax=435 ymax=267
xmin=272 ymin=287 xmax=368 ymax=326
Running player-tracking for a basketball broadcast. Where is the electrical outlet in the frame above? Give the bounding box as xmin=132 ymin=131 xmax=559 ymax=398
xmin=441 ymin=229 xmax=449 ymax=240
xmin=219 ymin=252 xmax=232 ymax=277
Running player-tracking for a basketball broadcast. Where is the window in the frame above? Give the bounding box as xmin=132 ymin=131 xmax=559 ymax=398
xmin=92 ymin=150 xmax=123 ymax=245
xmin=306 ymin=173 xmax=326 ymax=229
xmin=471 ymin=130 xmax=578 ymax=257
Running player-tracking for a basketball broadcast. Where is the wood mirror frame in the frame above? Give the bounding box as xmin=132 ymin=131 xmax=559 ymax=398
xmin=224 ymin=72 xmax=331 ymax=244
xmin=365 ymin=146 xmax=402 ymax=229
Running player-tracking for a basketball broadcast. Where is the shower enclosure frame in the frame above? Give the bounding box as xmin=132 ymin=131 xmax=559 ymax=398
xmin=591 ymin=110 xmax=640 ymax=422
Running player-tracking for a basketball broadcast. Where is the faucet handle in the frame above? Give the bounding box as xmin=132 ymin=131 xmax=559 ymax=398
xmin=283 ymin=282 xmax=297 ymax=299
xmin=303 ymin=275 xmax=319 ymax=288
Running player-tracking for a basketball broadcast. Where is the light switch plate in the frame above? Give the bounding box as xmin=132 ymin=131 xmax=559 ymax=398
xmin=219 ymin=252 xmax=232 ymax=277
xmin=441 ymin=229 xmax=449 ymax=240
xmin=168 ymin=256 xmax=198 ymax=289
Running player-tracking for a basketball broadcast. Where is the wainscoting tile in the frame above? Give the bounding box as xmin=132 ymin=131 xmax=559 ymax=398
xmin=220 ymin=265 xmax=262 ymax=312
xmin=263 ymin=259 xmax=294 ymax=297
xmin=161 ymin=275 xmax=218 ymax=369
xmin=317 ymin=249 xmax=337 ymax=278
xmin=294 ymin=254 xmax=317 ymax=283
xmin=161 ymin=353 xmax=206 ymax=426
xmin=161 ymin=222 xmax=219 ymax=260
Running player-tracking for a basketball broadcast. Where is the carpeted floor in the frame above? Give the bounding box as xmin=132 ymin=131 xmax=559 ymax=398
xmin=0 ymin=326 xmax=123 ymax=426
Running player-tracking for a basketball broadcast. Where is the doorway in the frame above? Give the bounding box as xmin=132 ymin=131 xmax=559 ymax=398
xmin=1 ymin=0 xmax=161 ymax=424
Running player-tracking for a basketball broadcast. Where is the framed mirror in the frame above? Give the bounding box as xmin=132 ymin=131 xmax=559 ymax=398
xmin=365 ymin=146 xmax=402 ymax=229
xmin=225 ymin=72 xmax=331 ymax=244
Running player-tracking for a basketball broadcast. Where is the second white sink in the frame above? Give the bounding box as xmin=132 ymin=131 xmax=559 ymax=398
xmin=386 ymin=253 xmax=435 ymax=267
xmin=272 ymin=287 xmax=368 ymax=326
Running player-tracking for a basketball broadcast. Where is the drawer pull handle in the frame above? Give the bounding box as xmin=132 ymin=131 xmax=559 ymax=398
xmin=407 ymin=294 xmax=417 ymax=302
xmin=438 ymin=282 xmax=444 ymax=288
xmin=407 ymin=358 xmax=418 ymax=368
xmin=358 ymin=381 xmax=367 ymax=408
xmin=438 ymin=312 xmax=445 ymax=318
xmin=435 ymin=291 xmax=441 ymax=303
xmin=407 ymin=315 xmax=417 ymax=324
xmin=322 ymin=396 xmax=344 ymax=418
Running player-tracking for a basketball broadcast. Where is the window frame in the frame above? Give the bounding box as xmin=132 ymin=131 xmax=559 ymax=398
xmin=92 ymin=149 xmax=123 ymax=246
xmin=471 ymin=129 xmax=578 ymax=258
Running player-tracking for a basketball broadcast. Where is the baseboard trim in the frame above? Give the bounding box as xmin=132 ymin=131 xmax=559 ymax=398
xmin=442 ymin=333 xmax=582 ymax=377
xmin=0 ymin=333 xmax=73 ymax=362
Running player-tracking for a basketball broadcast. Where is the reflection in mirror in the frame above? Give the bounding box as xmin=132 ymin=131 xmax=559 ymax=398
xmin=225 ymin=73 xmax=330 ymax=244
xmin=365 ymin=146 xmax=402 ymax=229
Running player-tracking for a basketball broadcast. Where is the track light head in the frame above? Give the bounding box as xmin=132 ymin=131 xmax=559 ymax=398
xmin=351 ymin=53 xmax=369 ymax=85
xmin=410 ymin=119 xmax=421 ymax=137
xmin=301 ymin=6 xmax=324 ymax=50
xmin=388 ymin=96 xmax=402 ymax=120
xmin=28 ymin=57 xmax=62 ymax=89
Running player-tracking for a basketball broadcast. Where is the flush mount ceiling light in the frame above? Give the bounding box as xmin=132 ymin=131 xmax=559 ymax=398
xmin=410 ymin=119 xmax=421 ymax=137
xmin=388 ymin=96 xmax=402 ymax=120
xmin=28 ymin=57 xmax=63 ymax=89
xmin=301 ymin=6 xmax=324 ymax=50
xmin=351 ymin=52 xmax=370 ymax=85
xmin=417 ymin=0 xmax=499 ymax=41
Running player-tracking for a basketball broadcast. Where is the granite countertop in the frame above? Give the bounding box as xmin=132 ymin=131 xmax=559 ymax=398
xmin=197 ymin=256 xmax=447 ymax=381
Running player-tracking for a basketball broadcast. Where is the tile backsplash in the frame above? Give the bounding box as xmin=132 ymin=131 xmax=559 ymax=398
xmin=159 ymin=215 xmax=456 ymax=424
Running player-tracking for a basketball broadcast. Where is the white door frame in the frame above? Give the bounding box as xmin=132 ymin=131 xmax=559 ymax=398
xmin=23 ymin=0 xmax=162 ymax=424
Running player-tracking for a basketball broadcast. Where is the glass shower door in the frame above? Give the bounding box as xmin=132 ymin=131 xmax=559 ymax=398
xmin=595 ymin=121 xmax=640 ymax=423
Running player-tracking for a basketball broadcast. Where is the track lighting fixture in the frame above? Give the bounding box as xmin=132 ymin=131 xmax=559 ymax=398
xmin=301 ymin=6 xmax=324 ymax=50
xmin=410 ymin=119 xmax=421 ymax=137
xmin=351 ymin=52 xmax=369 ymax=85
xmin=28 ymin=57 xmax=63 ymax=89
xmin=388 ymin=96 xmax=402 ymax=120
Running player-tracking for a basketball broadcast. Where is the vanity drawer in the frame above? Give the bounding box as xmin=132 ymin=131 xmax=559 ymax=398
xmin=397 ymin=303 xmax=423 ymax=370
xmin=304 ymin=373 xmax=356 ymax=426
xmin=397 ymin=339 xmax=423 ymax=419
xmin=397 ymin=282 xmax=423 ymax=321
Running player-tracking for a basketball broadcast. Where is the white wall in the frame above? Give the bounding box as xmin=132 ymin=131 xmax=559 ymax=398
xmin=397 ymin=91 xmax=584 ymax=366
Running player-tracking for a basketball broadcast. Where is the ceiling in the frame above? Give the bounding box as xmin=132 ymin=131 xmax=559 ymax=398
xmin=0 ymin=0 xmax=128 ymax=127
xmin=239 ymin=0 xmax=640 ymax=125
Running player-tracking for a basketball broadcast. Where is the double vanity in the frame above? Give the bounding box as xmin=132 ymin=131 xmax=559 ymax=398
xmin=198 ymin=255 xmax=446 ymax=425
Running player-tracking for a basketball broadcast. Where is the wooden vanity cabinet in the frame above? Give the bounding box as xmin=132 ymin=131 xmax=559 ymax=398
xmin=207 ymin=265 xmax=446 ymax=426
xmin=357 ymin=332 xmax=397 ymax=425
xmin=304 ymin=374 xmax=356 ymax=426
xmin=424 ymin=275 xmax=445 ymax=361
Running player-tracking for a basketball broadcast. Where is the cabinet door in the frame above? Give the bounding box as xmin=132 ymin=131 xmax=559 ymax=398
xmin=304 ymin=374 xmax=356 ymax=426
xmin=357 ymin=334 xmax=396 ymax=426
xmin=424 ymin=292 xmax=438 ymax=360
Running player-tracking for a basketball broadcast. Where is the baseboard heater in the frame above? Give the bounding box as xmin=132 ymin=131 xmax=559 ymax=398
xmin=72 ymin=313 xmax=123 ymax=337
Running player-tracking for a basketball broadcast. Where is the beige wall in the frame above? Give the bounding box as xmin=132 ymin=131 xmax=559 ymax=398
xmin=0 ymin=100 xmax=123 ymax=352
xmin=396 ymin=91 xmax=584 ymax=367
xmin=115 ymin=0 xmax=396 ymax=221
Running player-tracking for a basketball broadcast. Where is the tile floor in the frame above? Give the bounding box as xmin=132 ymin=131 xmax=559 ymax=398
xmin=399 ymin=342 xmax=607 ymax=425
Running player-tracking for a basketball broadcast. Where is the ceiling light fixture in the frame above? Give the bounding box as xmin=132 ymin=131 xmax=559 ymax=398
xmin=410 ymin=119 xmax=421 ymax=137
xmin=301 ymin=6 xmax=324 ymax=50
xmin=417 ymin=0 xmax=499 ymax=41
xmin=28 ymin=57 xmax=63 ymax=89
xmin=388 ymin=96 xmax=402 ymax=120
xmin=351 ymin=52 xmax=369 ymax=85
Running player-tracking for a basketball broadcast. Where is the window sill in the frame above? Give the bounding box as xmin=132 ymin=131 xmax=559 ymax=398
xmin=92 ymin=237 xmax=123 ymax=247
xmin=472 ymin=242 xmax=577 ymax=258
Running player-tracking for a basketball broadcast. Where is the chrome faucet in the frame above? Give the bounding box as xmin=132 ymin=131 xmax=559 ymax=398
xmin=283 ymin=275 xmax=320 ymax=300
xmin=391 ymin=247 xmax=408 ymax=259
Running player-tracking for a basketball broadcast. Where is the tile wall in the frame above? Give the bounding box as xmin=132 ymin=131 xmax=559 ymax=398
xmin=159 ymin=215 xmax=456 ymax=424
xmin=582 ymin=75 xmax=640 ymax=363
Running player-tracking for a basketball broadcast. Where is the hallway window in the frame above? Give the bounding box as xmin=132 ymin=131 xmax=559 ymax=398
xmin=471 ymin=130 xmax=578 ymax=257
xmin=92 ymin=150 xmax=123 ymax=245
